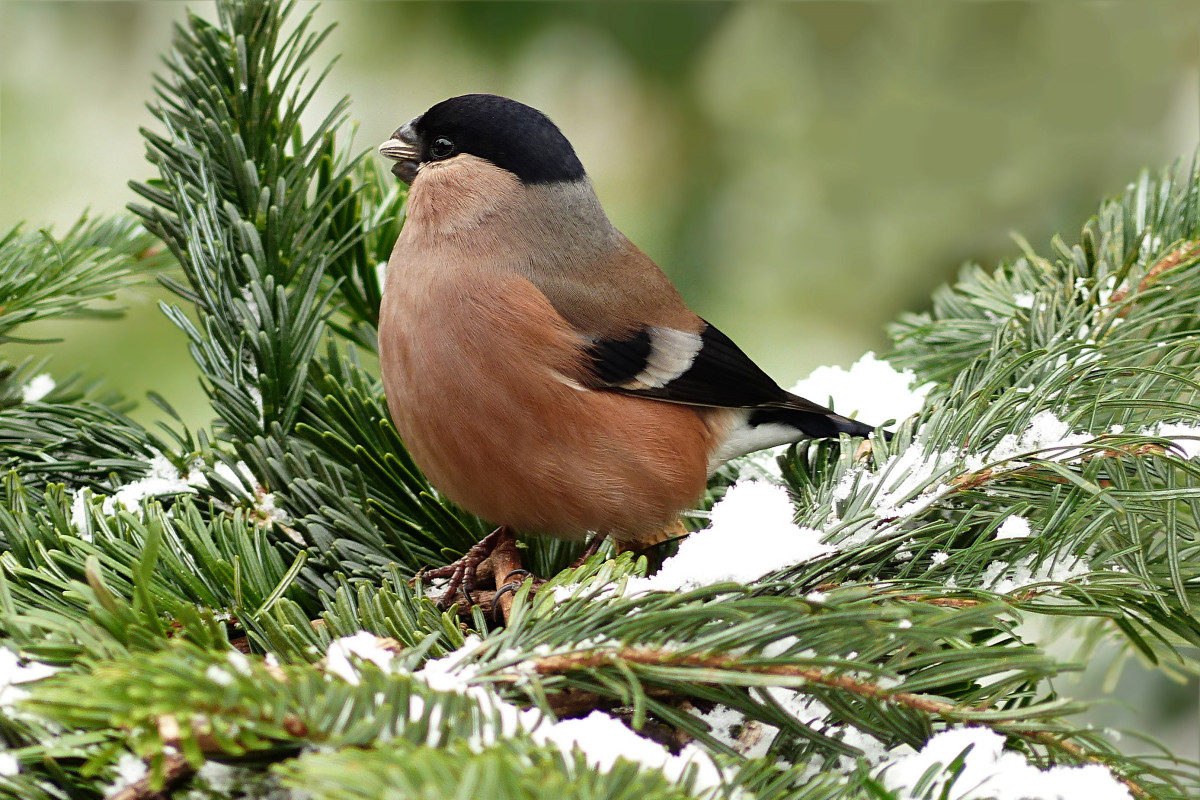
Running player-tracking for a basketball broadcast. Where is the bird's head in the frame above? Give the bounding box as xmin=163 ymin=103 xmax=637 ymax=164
xmin=378 ymin=94 xmax=585 ymax=186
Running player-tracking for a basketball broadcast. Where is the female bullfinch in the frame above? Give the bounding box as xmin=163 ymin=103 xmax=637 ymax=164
xmin=378 ymin=94 xmax=882 ymax=604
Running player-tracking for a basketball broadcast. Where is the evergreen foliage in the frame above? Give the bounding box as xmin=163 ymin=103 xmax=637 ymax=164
xmin=0 ymin=1 xmax=1197 ymax=798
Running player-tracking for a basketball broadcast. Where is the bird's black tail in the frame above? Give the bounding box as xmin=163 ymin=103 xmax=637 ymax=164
xmin=750 ymin=396 xmax=887 ymax=441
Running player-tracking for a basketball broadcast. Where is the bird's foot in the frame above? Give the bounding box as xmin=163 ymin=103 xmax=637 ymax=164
xmin=421 ymin=526 xmax=509 ymax=611
xmin=485 ymin=527 xmax=527 ymax=623
xmin=490 ymin=568 xmax=533 ymax=622
xmin=417 ymin=527 xmax=541 ymax=624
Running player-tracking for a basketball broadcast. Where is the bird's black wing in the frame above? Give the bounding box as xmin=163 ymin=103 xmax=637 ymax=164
xmin=582 ymin=320 xmax=877 ymax=438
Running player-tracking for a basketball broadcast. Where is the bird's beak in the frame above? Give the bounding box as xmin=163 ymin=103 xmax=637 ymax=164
xmin=379 ymin=120 xmax=421 ymax=184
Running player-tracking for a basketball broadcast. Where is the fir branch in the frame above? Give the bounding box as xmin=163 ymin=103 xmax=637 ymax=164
xmin=0 ymin=214 xmax=166 ymax=344
xmin=0 ymin=214 xmax=170 ymax=492
xmin=518 ymin=646 xmax=1153 ymax=800
xmin=0 ymin=487 xmax=306 ymax=663
xmin=273 ymin=740 xmax=698 ymax=800
xmin=0 ymin=403 xmax=159 ymax=491
xmin=130 ymin=0 xmax=362 ymax=439
xmin=1107 ymin=239 xmax=1200 ymax=310
xmin=129 ymin=0 xmax=486 ymax=578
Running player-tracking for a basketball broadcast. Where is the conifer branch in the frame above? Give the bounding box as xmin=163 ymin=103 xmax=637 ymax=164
xmin=1108 ymin=239 xmax=1200 ymax=309
xmin=523 ymin=646 xmax=1153 ymax=799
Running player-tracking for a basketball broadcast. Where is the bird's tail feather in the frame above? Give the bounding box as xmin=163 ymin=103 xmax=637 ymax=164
xmin=752 ymin=396 xmax=882 ymax=440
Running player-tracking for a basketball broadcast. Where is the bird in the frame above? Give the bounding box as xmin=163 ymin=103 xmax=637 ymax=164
xmin=377 ymin=93 xmax=883 ymax=608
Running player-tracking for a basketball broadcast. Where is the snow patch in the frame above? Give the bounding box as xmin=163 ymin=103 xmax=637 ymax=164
xmin=0 ymin=648 xmax=58 ymax=710
xmin=995 ymin=516 xmax=1032 ymax=540
xmin=413 ymin=636 xmax=541 ymax=750
xmin=840 ymin=413 xmax=1090 ymax=529
xmin=327 ymin=634 xmax=727 ymax=793
xmin=69 ymin=489 xmax=93 ymax=540
xmin=1151 ymin=421 xmax=1200 ymax=459
xmin=835 ymin=440 xmax=961 ymax=521
xmin=196 ymin=761 xmax=235 ymax=792
xmin=981 ymin=548 xmax=1091 ymax=595
xmin=414 ymin=636 xmax=486 ymax=693
xmin=101 ymin=452 xmax=199 ymax=515
xmin=254 ymin=490 xmax=293 ymax=528
xmin=248 ymin=385 xmax=264 ymax=424
xmin=534 ymin=711 xmax=724 ymax=792
xmin=211 ymin=460 xmax=256 ymax=488
xmin=227 ymin=650 xmax=253 ymax=677
xmin=205 ymin=666 xmax=234 ymax=687
xmin=765 ymin=689 xmax=897 ymax=768
xmin=878 ymin=727 xmax=1130 ymax=800
xmin=789 ymin=351 xmax=932 ymax=429
xmin=1097 ymin=275 xmax=1117 ymax=306
xmin=690 ymin=705 xmax=775 ymax=759
xmin=104 ymin=753 xmax=148 ymax=797
xmin=325 ymin=632 xmax=397 ymax=685
xmin=694 ymin=692 xmax=898 ymax=771
xmin=729 ymin=447 xmax=788 ymax=482
xmin=413 ymin=640 xmax=724 ymax=790
xmin=240 ymin=287 xmax=262 ymax=325
xmin=726 ymin=352 xmax=932 ymax=484
xmin=965 ymin=411 xmax=1092 ymax=474
xmin=621 ymin=481 xmax=832 ymax=595
xmin=206 ymin=460 xmax=295 ymax=534
xmin=20 ymin=374 xmax=55 ymax=403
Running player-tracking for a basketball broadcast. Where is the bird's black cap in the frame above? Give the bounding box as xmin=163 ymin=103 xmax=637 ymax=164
xmin=409 ymin=94 xmax=585 ymax=185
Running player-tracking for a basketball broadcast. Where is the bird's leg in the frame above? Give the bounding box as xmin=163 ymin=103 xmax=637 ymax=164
xmin=419 ymin=556 xmax=493 ymax=586
xmin=430 ymin=526 xmax=509 ymax=611
xmin=418 ymin=562 xmax=460 ymax=581
xmin=568 ymin=532 xmax=608 ymax=569
xmin=462 ymin=528 xmax=510 ymax=598
xmin=488 ymin=527 xmax=524 ymax=624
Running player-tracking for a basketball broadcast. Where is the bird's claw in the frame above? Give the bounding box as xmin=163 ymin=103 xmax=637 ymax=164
xmin=426 ymin=526 xmax=509 ymax=610
xmin=490 ymin=579 xmax=525 ymax=622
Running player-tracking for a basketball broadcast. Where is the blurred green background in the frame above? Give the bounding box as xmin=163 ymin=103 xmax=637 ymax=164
xmin=1 ymin=0 xmax=1198 ymax=759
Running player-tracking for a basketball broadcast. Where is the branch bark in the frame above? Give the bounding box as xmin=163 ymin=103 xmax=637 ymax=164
xmin=105 ymin=753 xmax=193 ymax=800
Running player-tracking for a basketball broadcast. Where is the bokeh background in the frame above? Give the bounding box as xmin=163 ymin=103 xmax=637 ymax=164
xmin=2 ymin=0 xmax=1198 ymax=762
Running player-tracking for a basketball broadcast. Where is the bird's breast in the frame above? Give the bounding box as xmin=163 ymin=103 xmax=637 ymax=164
xmin=377 ymin=260 xmax=719 ymax=543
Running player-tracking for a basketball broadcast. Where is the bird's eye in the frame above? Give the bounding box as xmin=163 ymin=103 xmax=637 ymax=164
xmin=429 ymin=136 xmax=455 ymax=160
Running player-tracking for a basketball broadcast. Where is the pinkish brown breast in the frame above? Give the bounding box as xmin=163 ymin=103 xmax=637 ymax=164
xmin=379 ymin=263 xmax=718 ymax=547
